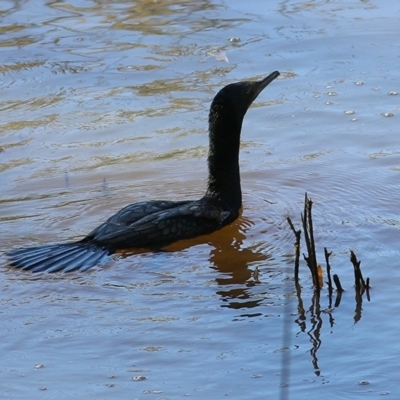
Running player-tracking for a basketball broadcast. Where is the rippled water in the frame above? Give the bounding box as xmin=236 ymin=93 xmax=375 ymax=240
xmin=1 ymin=1 xmax=399 ymax=399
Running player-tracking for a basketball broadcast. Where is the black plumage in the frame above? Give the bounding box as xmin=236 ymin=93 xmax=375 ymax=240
xmin=7 ymin=71 xmax=280 ymax=272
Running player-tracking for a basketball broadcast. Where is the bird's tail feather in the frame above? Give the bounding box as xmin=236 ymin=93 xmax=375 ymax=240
xmin=7 ymin=242 xmax=112 ymax=273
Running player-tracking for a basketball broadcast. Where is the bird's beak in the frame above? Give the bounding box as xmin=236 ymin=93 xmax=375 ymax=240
xmin=252 ymin=71 xmax=280 ymax=101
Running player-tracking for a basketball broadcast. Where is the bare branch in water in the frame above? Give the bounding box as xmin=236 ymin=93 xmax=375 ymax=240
xmin=287 ymin=217 xmax=301 ymax=282
xmin=301 ymin=193 xmax=320 ymax=289
xmin=286 ymin=195 xmax=371 ymax=318
xmin=350 ymin=250 xmax=368 ymax=291
xmin=333 ymin=274 xmax=344 ymax=293
xmin=333 ymin=273 xmax=344 ymax=307
xmin=324 ymin=248 xmax=333 ymax=307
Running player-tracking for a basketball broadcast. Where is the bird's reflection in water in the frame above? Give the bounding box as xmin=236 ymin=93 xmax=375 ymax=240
xmin=120 ymin=212 xmax=275 ymax=313
xmin=209 ymin=218 xmax=272 ymax=311
xmin=166 ymin=214 xmax=275 ymax=312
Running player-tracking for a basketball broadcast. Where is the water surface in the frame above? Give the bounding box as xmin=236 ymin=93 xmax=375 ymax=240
xmin=1 ymin=1 xmax=399 ymax=398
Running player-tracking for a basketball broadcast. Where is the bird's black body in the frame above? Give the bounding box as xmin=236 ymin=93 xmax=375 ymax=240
xmin=7 ymin=71 xmax=280 ymax=272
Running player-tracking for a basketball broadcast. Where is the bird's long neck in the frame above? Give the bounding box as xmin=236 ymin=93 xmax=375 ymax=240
xmin=205 ymin=103 xmax=244 ymax=212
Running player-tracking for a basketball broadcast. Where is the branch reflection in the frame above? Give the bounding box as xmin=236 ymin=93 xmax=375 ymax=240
xmin=293 ymin=278 xmax=371 ymax=377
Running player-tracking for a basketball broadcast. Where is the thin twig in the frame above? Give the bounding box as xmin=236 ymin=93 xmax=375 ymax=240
xmin=324 ymin=248 xmax=333 ymax=307
xmin=365 ymin=278 xmax=371 ymax=302
xmin=287 ymin=217 xmax=301 ymax=282
xmin=306 ymin=196 xmax=318 ymax=283
xmin=333 ymin=274 xmax=344 ymax=292
xmin=350 ymin=250 xmax=365 ymax=290
xmin=333 ymin=274 xmax=344 ymax=307
xmin=302 ymin=193 xmax=319 ymax=288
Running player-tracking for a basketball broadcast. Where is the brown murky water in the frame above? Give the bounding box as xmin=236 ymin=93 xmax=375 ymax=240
xmin=1 ymin=1 xmax=399 ymax=398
